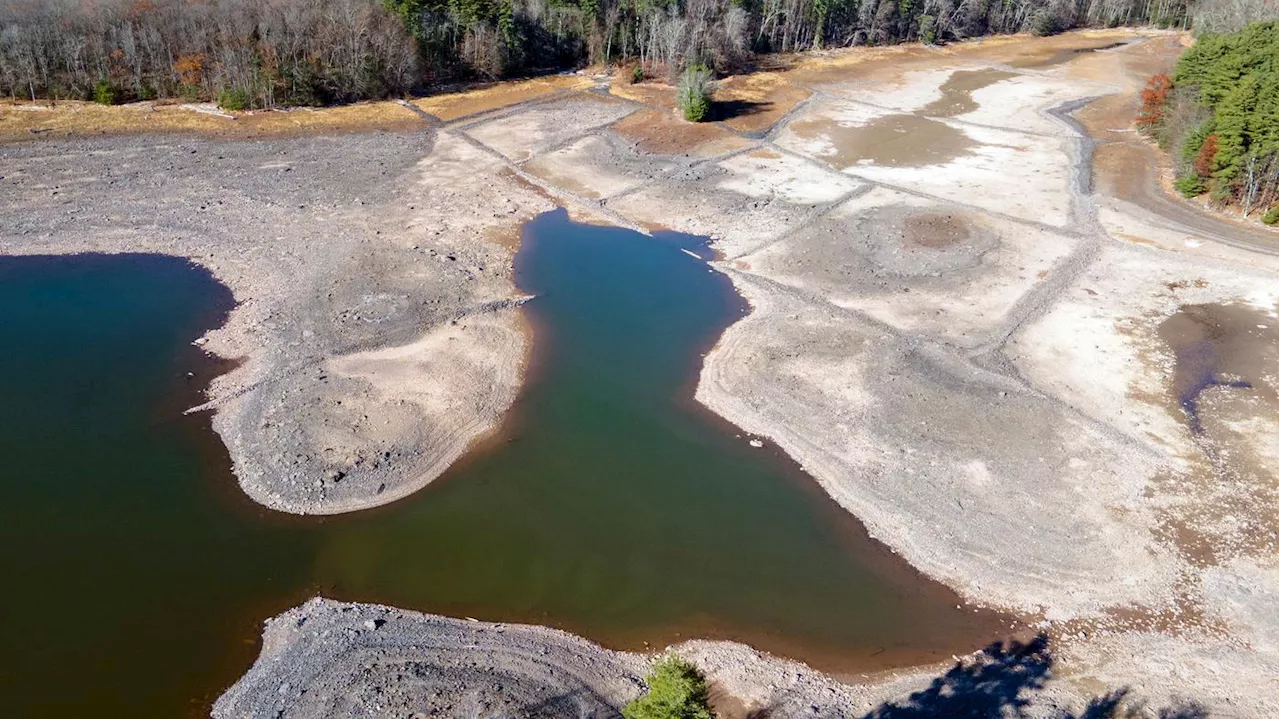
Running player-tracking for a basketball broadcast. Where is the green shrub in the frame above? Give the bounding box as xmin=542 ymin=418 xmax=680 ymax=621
xmin=1173 ymin=174 xmax=1206 ymax=198
xmin=1029 ymin=10 xmax=1061 ymax=36
xmin=1170 ymin=22 xmax=1279 ymax=204
xmin=93 ymin=79 xmax=116 ymax=106
xmin=623 ymin=656 xmax=714 ymax=719
xmin=217 ymin=87 xmax=252 ymax=111
xmin=632 ymin=63 xmax=645 ymax=84
xmin=1262 ymin=205 xmax=1278 ymax=225
xmin=1179 ymin=118 xmax=1215 ymax=165
xmin=918 ymin=15 xmax=937 ymax=45
xmin=677 ymin=64 xmax=713 ymax=123
xmin=1209 ymin=180 xmax=1234 ymax=204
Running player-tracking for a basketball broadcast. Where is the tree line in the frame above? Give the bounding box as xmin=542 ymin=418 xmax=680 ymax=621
xmin=0 ymin=0 xmax=418 ymax=107
xmin=0 ymin=0 xmax=1233 ymax=109
xmin=1138 ymin=20 xmax=1278 ymax=222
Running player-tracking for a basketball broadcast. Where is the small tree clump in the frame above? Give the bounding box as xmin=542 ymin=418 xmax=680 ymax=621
xmin=632 ymin=63 xmax=646 ymax=84
xmin=677 ymin=64 xmax=713 ymax=123
xmin=623 ymin=656 xmax=715 ymax=719
xmin=93 ymin=79 xmax=116 ymax=105
xmin=1173 ymin=174 xmax=1206 ymax=198
xmin=1029 ymin=9 xmax=1061 ymax=36
xmin=918 ymin=15 xmax=937 ymax=45
xmin=1192 ymin=134 xmax=1219 ymax=179
xmin=217 ymin=87 xmax=251 ymax=111
xmin=1262 ymin=205 xmax=1278 ymax=225
xmin=1135 ymin=74 xmax=1172 ymax=131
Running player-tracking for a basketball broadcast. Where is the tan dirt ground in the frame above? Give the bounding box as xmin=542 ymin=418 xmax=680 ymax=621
xmin=410 ymin=75 xmax=593 ymax=121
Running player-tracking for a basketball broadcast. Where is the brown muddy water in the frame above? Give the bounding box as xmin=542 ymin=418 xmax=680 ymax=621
xmin=789 ymin=65 xmax=1021 ymax=169
xmin=1153 ymin=302 xmax=1279 ymax=563
xmin=791 ymin=113 xmax=975 ymax=168
xmin=1010 ymin=40 xmax=1132 ymax=69
xmin=1157 ymin=302 xmax=1278 ymax=435
xmin=0 ymin=213 xmax=1019 ymax=719
xmin=920 ymin=69 xmax=1016 ymax=117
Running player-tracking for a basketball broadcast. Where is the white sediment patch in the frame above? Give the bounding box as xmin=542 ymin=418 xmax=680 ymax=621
xmin=775 ymin=102 xmax=1078 ymax=226
xmin=608 ymin=147 xmax=863 ymax=258
xmin=1098 ymin=201 xmax=1280 ymax=271
xmin=1055 ymin=617 xmax=1279 ymax=719
xmin=820 ymin=67 xmax=951 ymax=110
xmin=524 ymin=134 xmax=675 ymax=199
xmin=695 ymin=271 xmax=1180 ymax=621
xmin=737 ymin=185 xmax=1082 ymax=346
xmin=464 ymin=95 xmax=637 ymax=162
xmin=1201 ymin=558 xmax=1280 ymax=650
xmin=859 ymin=124 xmax=1074 ymax=226
xmin=715 ymin=148 xmax=863 ymax=206
xmin=1008 ymin=241 xmax=1279 ymax=462
xmin=956 ymin=73 xmax=1118 ymax=135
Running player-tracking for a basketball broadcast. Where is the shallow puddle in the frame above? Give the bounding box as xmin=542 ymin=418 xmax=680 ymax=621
xmin=1157 ymin=303 xmax=1277 ymax=433
xmin=788 ymin=66 xmax=1015 ymax=170
xmin=1152 ymin=303 xmax=1278 ymax=566
xmin=0 ymin=214 xmax=1015 ymax=718
xmin=791 ymin=113 xmax=975 ymax=168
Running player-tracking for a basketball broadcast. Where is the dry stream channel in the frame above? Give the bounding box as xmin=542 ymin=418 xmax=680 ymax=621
xmin=0 ymin=211 xmax=1014 ymax=718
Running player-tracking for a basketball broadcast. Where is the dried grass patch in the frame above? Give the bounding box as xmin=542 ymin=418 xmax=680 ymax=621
xmin=0 ymin=99 xmax=422 ymax=142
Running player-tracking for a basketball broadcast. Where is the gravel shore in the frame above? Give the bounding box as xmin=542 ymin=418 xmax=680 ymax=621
xmin=0 ymin=130 xmax=550 ymax=515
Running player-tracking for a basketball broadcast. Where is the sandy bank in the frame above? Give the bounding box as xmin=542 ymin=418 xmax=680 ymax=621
xmin=0 ymin=129 xmax=551 ymax=515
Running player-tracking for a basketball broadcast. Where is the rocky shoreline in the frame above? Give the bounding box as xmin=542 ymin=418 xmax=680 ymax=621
xmin=214 ymin=598 xmax=1075 ymax=719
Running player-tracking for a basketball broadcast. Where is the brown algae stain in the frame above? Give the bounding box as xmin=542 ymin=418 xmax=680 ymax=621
xmin=791 ymin=113 xmax=975 ymax=169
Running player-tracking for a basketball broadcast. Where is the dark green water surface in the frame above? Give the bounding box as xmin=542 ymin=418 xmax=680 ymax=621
xmin=0 ymin=210 xmax=1010 ymax=718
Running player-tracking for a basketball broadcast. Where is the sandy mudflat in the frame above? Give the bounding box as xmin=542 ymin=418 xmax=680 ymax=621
xmin=3 ymin=27 xmax=1276 ymax=718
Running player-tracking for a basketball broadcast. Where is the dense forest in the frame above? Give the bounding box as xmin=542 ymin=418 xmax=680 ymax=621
xmin=0 ymin=0 xmax=1214 ymax=108
xmin=1138 ymin=20 xmax=1279 ymax=222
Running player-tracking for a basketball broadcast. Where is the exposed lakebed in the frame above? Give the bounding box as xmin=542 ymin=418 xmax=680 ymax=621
xmin=0 ymin=211 xmax=1012 ymax=718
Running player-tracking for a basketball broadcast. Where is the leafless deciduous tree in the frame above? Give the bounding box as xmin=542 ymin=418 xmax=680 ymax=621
xmin=0 ymin=0 xmax=417 ymax=106
xmin=0 ymin=0 xmax=1205 ymax=107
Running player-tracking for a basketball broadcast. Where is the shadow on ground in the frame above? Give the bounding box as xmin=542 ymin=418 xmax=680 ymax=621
xmin=711 ymin=99 xmax=771 ymax=122
xmin=735 ymin=635 xmax=1209 ymax=719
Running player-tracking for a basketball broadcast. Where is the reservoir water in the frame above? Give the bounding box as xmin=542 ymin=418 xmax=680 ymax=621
xmin=0 ymin=212 xmax=1011 ymax=718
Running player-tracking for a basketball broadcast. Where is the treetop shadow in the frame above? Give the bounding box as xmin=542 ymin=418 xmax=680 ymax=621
xmin=856 ymin=634 xmax=1209 ymax=719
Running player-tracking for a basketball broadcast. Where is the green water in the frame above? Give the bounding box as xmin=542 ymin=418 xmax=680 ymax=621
xmin=0 ymin=211 xmax=1009 ymax=718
